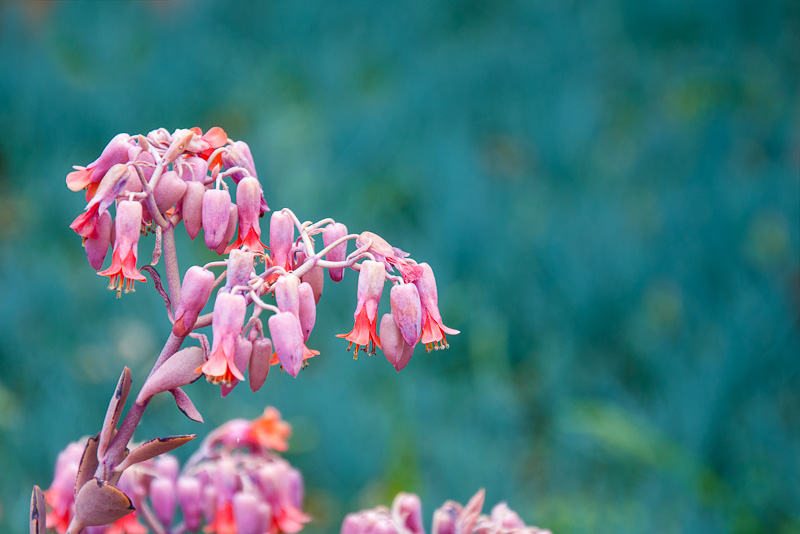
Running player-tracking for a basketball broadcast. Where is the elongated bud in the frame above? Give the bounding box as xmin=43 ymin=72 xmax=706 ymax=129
xmin=270 ymin=210 xmax=294 ymax=270
xmin=150 ymin=477 xmax=177 ymax=527
xmin=216 ymin=204 xmax=239 ymax=255
xmin=177 ymin=476 xmax=203 ymax=532
xmin=233 ymin=492 xmax=263 ymax=534
xmin=274 ymin=274 xmax=301 ymax=316
xmin=87 ymin=163 xmax=131 ymax=214
xmin=269 ymin=312 xmax=304 ymax=378
xmin=153 ymin=170 xmax=188 ymax=213
xmin=222 ymin=141 xmax=268 ymax=212
xmin=225 ymin=249 xmax=255 ymax=291
xmin=182 ymin=181 xmax=205 ymax=240
xmin=323 ymin=222 xmax=348 ymax=282
xmin=295 ymin=249 xmax=324 ymax=303
xmin=202 ymin=485 xmax=217 ymax=523
xmin=203 ymin=189 xmax=232 ymax=250
xmin=177 ymin=155 xmax=209 ymax=183
xmin=155 ymin=455 xmax=180 ymax=481
xmin=173 ymin=267 xmax=216 ymax=336
xmin=85 ymin=211 xmax=112 ymax=270
xmin=380 ymin=314 xmax=414 ymax=372
xmin=67 ymin=133 xmax=131 ymax=192
xmin=298 ymin=282 xmax=316 ymax=341
xmin=390 ymin=284 xmax=422 ymax=347
xmin=392 ymin=493 xmax=425 ymax=534
xmin=249 ymin=338 xmax=273 ymax=392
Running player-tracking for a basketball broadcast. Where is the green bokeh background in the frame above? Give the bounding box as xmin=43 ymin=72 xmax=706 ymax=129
xmin=1 ymin=1 xmax=798 ymax=533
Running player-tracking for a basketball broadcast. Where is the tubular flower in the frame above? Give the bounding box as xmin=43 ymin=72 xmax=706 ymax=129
xmin=197 ymin=292 xmax=247 ymax=385
xmin=337 ymin=260 xmax=386 ymax=356
xmin=226 ymin=177 xmax=267 ymax=255
xmin=356 ymin=231 xmax=423 ymax=283
xmin=269 ymin=210 xmax=295 ymax=271
xmin=66 ymin=133 xmax=132 ymax=194
xmin=98 ymin=200 xmax=147 ymax=296
xmin=70 ymin=163 xmax=131 ymax=239
xmin=413 ymin=263 xmax=460 ymax=351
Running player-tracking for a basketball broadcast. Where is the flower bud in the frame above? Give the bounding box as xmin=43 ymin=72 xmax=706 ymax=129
xmin=202 ymin=189 xmax=232 ymax=251
xmin=392 ymin=493 xmax=425 ymax=534
xmin=182 ymin=181 xmax=205 ymax=240
xmin=221 ymin=141 xmax=257 ymax=183
xmin=216 ymin=204 xmax=239 ymax=255
xmin=224 ymin=249 xmax=255 ymax=291
xmin=233 ymin=492 xmax=263 ymax=534
xmin=84 ymin=211 xmax=112 ymax=270
xmin=274 ymin=274 xmax=301 ymax=317
xmin=177 ymin=155 xmax=209 ymax=183
xmin=153 ymin=170 xmax=188 ymax=213
xmin=150 ymin=477 xmax=177 ymax=527
xmin=298 ymin=282 xmax=316 ymax=341
xmin=390 ymin=283 xmax=422 ymax=347
xmin=268 ymin=312 xmax=304 ymax=378
xmin=173 ymin=266 xmax=216 ymax=336
xmin=155 ymin=455 xmax=180 ymax=481
xmin=177 ymin=476 xmax=203 ymax=532
xmin=249 ymin=338 xmax=273 ymax=392
xmin=270 ymin=210 xmax=294 ymax=270
xmin=323 ymin=222 xmax=348 ymax=282
xmin=294 ymin=249 xmax=324 ymax=304
xmin=380 ymin=314 xmax=414 ymax=372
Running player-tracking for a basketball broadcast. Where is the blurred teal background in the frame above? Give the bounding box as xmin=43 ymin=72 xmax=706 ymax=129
xmin=1 ymin=1 xmax=798 ymax=533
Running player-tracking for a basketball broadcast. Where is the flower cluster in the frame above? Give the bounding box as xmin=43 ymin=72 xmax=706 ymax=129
xmin=342 ymin=490 xmax=552 ymax=534
xmin=43 ymin=408 xmax=308 ymax=534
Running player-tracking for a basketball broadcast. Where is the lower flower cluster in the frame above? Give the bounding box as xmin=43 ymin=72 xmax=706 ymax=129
xmin=342 ymin=490 xmax=551 ymax=534
xmin=44 ymin=408 xmax=308 ymax=534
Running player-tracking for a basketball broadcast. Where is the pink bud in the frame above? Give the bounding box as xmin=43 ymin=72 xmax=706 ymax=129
xmin=249 ymin=338 xmax=273 ymax=392
xmin=215 ymin=204 xmax=239 ymax=255
xmin=342 ymin=514 xmax=364 ymax=534
xmin=155 ymin=455 xmax=180 ymax=481
xmin=202 ymin=484 xmax=217 ymax=523
xmin=358 ymin=260 xmax=386 ymax=321
xmin=198 ymin=292 xmax=247 ymax=384
xmin=233 ymin=492 xmax=263 ymax=534
xmin=294 ymin=249 xmax=324 ymax=304
xmin=150 ymin=477 xmax=177 ymax=527
xmin=177 ymin=477 xmax=203 ymax=532
xmin=73 ymin=133 xmax=131 ymax=191
xmin=177 ymin=155 xmax=209 ymax=183
xmin=173 ymin=266 xmax=216 ymax=336
xmin=490 ymin=503 xmax=525 ymax=529
xmin=182 ymin=181 xmax=205 ymax=240
xmin=274 ymin=274 xmax=301 ymax=316
xmin=222 ymin=141 xmax=257 ymax=182
xmin=392 ymin=493 xmax=425 ymax=534
xmin=153 ymin=170 xmax=188 ymax=213
xmin=323 ymin=222 xmax=348 ymax=282
xmin=270 ymin=210 xmax=294 ymax=270
xmin=224 ymin=249 xmax=255 ymax=291
xmin=380 ymin=314 xmax=414 ymax=372
xmin=374 ymin=518 xmax=399 ymax=534
xmin=431 ymin=504 xmax=459 ymax=534
xmin=202 ymin=189 xmax=232 ymax=251
xmin=298 ymin=282 xmax=316 ymax=341
xmin=268 ymin=312 xmax=304 ymax=377
xmin=114 ymin=200 xmax=143 ymax=254
xmin=390 ymin=284 xmax=422 ymax=347
xmin=229 ymin=177 xmax=265 ymax=254
xmin=84 ymin=211 xmax=112 ymax=270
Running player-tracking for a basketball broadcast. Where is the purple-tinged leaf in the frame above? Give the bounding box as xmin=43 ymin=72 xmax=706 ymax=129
xmin=170 ymin=387 xmax=204 ymax=423
xmin=115 ymin=435 xmax=195 ymax=473
xmin=136 ymin=346 xmax=204 ymax=404
xmin=98 ymin=367 xmax=131 ymax=459
xmin=75 ymin=434 xmax=100 ymax=497
xmin=73 ymin=478 xmax=135 ymax=530
xmin=30 ymin=485 xmax=45 ymax=534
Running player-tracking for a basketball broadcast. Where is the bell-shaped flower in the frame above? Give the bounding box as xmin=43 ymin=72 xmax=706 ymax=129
xmin=220 ymin=336 xmax=253 ymax=398
xmin=181 ymin=181 xmax=205 ymax=240
xmin=413 ymin=263 xmax=460 ymax=352
xmin=98 ymin=200 xmax=147 ymax=295
xmin=151 ymin=170 xmax=187 ymax=214
xmin=337 ymin=260 xmax=386 ymax=355
xmin=391 ymin=493 xmax=425 ymax=534
xmin=202 ymin=188 xmax=232 ymax=251
xmin=197 ymin=292 xmax=247 ymax=385
xmin=172 ymin=266 xmax=216 ymax=336
xmin=177 ymin=476 xmax=203 ymax=532
xmin=274 ymin=274 xmax=301 ymax=317
xmin=294 ymin=248 xmax=324 ymax=304
xmin=221 ymin=141 xmax=268 ymax=213
xmin=257 ymin=460 xmax=310 ymax=534
xmin=226 ymin=177 xmax=266 ymax=255
xmin=149 ymin=477 xmax=177 ymax=528
xmin=356 ymin=231 xmax=423 ymax=283
xmin=298 ymin=282 xmax=316 ymax=341
xmin=322 ymin=222 xmax=348 ymax=282
xmin=216 ymin=204 xmax=239 ymax=255
xmin=270 ymin=210 xmax=295 ymax=271
xmin=66 ymin=133 xmax=132 ymax=194
xmin=246 ymin=407 xmax=292 ymax=452
xmin=70 ymin=163 xmax=131 ymax=239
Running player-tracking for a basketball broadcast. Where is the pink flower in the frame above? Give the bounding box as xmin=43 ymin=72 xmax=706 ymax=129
xmin=413 ymin=263 xmax=460 ymax=351
xmin=226 ymin=177 xmax=267 ymax=255
xmin=98 ymin=200 xmax=147 ymax=295
xmin=66 ymin=133 xmax=132 ymax=194
xmin=356 ymin=231 xmax=423 ymax=283
xmin=197 ymin=292 xmax=247 ymax=385
xmin=337 ymin=260 xmax=386 ymax=355
xmin=172 ymin=266 xmax=216 ymax=336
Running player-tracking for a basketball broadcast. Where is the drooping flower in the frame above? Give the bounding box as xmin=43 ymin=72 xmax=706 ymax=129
xmin=247 ymin=407 xmax=292 ymax=452
xmin=226 ymin=177 xmax=267 ymax=255
xmin=70 ymin=163 xmax=131 ymax=240
xmin=172 ymin=266 xmax=216 ymax=337
xmin=197 ymin=292 xmax=247 ymax=385
xmin=322 ymin=222 xmax=348 ymax=282
xmin=269 ymin=210 xmax=295 ymax=272
xmin=356 ymin=231 xmax=423 ymax=283
xmin=98 ymin=200 xmax=147 ymax=296
xmin=337 ymin=260 xmax=386 ymax=355
xmin=413 ymin=263 xmax=460 ymax=351
xmin=66 ymin=133 xmax=132 ymax=194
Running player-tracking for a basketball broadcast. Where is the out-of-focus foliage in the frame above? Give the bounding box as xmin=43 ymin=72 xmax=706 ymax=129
xmin=0 ymin=1 xmax=797 ymax=533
